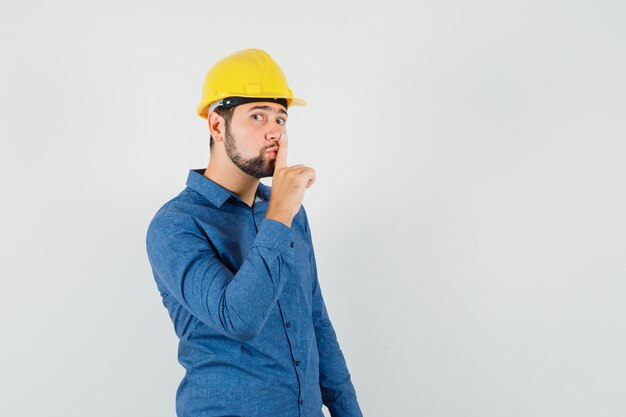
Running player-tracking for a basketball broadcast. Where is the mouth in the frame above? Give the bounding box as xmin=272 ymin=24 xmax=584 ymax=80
xmin=266 ymin=148 xmax=278 ymax=158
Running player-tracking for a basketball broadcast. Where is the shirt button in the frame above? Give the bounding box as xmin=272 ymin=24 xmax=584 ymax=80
xmin=290 ymin=241 xmax=295 ymax=248
xmin=295 ymin=360 xmax=300 ymax=366
xmin=285 ymin=322 xmax=291 ymax=328
xmin=300 ymin=399 xmax=304 ymax=405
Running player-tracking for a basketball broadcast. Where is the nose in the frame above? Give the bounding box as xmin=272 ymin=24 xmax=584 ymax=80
xmin=265 ymin=121 xmax=286 ymax=142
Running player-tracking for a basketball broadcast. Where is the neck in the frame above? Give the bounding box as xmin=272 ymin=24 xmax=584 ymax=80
xmin=203 ymin=151 xmax=260 ymax=208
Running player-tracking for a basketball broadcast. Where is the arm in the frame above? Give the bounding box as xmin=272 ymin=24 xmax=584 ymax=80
xmin=146 ymin=214 xmax=295 ymax=342
xmin=303 ymin=209 xmax=363 ymax=417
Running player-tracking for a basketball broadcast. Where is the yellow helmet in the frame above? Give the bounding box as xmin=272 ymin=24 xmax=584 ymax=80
xmin=196 ymin=48 xmax=307 ymax=119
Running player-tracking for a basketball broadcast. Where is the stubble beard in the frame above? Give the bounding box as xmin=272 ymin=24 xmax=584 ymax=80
xmin=223 ymin=125 xmax=276 ymax=179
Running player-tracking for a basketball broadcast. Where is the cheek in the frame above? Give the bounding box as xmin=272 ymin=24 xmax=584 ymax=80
xmin=238 ymin=133 xmax=266 ymax=156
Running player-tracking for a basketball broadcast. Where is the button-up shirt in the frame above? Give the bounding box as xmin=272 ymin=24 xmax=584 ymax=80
xmin=146 ymin=168 xmax=363 ymax=417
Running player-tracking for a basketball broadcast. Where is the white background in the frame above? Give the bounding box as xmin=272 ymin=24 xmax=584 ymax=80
xmin=1 ymin=1 xmax=625 ymax=416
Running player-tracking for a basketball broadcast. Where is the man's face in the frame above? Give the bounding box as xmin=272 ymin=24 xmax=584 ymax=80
xmin=222 ymin=101 xmax=288 ymax=178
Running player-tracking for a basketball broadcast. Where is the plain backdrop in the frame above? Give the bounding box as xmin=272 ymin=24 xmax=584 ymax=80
xmin=1 ymin=1 xmax=625 ymax=416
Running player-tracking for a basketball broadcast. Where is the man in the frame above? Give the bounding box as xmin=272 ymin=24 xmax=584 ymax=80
xmin=146 ymin=48 xmax=363 ymax=417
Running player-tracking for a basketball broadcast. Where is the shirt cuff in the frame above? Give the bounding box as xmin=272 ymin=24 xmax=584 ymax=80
xmin=253 ymin=218 xmax=296 ymax=261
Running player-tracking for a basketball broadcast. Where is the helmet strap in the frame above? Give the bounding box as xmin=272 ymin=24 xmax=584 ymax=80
xmin=208 ymin=96 xmax=288 ymax=113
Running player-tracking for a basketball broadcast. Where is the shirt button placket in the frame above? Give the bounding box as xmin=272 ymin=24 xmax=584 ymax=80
xmin=287 ymin=242 xmax=302 ymax=413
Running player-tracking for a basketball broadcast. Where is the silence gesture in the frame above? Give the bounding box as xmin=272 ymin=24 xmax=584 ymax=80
xmin=265 ymin=134 xmax=316 ymax=228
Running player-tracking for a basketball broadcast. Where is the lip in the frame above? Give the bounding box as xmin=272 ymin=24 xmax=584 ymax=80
xmin=266 ymin=148 xmax=278 ymax=158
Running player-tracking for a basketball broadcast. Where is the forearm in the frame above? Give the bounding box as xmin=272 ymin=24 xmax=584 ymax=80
xmin=147 ymin=217 xmax=295 ymax=342
xmin=316 ymin=319 xmax=363 ymax=417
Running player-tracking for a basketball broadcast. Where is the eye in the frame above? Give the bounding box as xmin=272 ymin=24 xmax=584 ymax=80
xmin=251 ymin=113 xmax=264 ymax=121
xmin=276 ymin=118 xmax=287 ymax=125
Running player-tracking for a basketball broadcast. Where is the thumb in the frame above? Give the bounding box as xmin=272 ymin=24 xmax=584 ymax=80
xmin=274 ymin=134 xmax=288 ymax=170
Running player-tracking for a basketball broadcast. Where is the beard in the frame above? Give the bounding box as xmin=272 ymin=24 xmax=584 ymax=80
xmin=223 ymin=124 xmax=276 ymax=178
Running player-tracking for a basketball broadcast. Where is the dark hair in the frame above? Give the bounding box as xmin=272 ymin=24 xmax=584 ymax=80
xmin=209 ymin=106 xmax=236 ymax=150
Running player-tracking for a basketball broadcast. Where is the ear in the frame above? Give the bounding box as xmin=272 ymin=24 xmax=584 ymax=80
xmin=208 ymin=112 xmax=225 ymax=142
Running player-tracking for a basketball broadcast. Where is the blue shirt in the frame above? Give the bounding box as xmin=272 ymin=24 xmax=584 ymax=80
xmin=146 ymin=168 xmax=363 ymax=417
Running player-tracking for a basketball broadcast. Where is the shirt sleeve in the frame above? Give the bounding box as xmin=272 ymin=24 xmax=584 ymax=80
xmin=302 ymin=208 xmax=364 ymax=417
xmin=146 ymin=213 xmax=295 ymax=343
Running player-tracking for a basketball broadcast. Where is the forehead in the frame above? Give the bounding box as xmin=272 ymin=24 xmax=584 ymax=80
xmin=235 ymin=101 xmax=288 ymax=116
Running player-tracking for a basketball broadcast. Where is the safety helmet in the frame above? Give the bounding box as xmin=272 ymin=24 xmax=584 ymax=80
xmin=196 ymin=48 xmax=307 ymax=119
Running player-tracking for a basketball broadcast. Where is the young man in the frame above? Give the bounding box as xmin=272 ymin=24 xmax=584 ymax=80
xmin=146 ymin=48 xmax=363 ymax=417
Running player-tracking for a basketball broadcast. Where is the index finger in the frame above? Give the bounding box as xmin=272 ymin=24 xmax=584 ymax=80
xmin=274 ymin=134 xmax=288 ymax=170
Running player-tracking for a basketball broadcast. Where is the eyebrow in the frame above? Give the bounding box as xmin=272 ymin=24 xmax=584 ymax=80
xmin=247 ymin=105 xmax=288 ymax=117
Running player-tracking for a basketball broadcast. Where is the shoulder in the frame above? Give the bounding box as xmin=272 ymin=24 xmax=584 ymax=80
xmin=291 ymin=204 xmax=312 ymax=237
xmin=146 ymin=188 xmax=208 ymax=242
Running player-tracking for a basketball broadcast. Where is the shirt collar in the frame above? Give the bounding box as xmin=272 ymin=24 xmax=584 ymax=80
xmin=186 ymin=168 xmax=271 ymax=208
